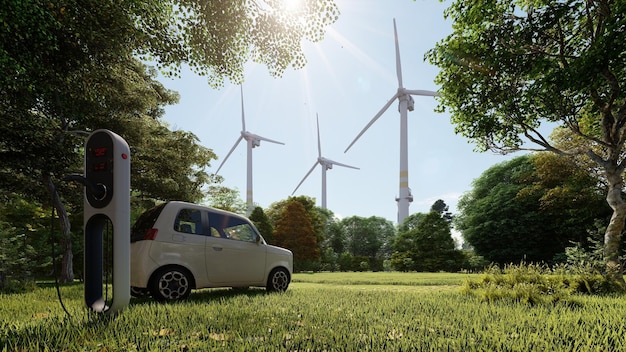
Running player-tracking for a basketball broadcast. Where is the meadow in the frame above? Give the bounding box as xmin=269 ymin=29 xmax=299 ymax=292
xmin=2 ymin=272 xmax=626 ymax=351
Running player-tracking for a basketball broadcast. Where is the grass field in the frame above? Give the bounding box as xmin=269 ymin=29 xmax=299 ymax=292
xmin=2 ymin=272 xmax=626 ymax=351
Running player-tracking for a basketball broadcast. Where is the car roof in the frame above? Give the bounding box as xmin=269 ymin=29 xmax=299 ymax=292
xmin=165 ymin=201 xmax=249 ymax=220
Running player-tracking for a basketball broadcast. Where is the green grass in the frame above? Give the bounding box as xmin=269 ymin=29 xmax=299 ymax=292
xmin=2 ymin=272 xmax=626 ymax=351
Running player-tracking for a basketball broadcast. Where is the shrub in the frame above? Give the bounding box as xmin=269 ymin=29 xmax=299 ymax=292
xmin=0 ymin=225 xmax=38 ymax=293
xmin=462 ymin=262 xmax=624 ymax=305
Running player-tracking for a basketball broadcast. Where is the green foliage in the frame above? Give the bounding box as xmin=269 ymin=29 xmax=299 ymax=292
xmin=427 ymin=0 xmax=626 ymax=153
xmin=397 ymin=212 xmax=425 ymax=233
xmin=392 ymin=209 xmax=466 ymax=272
xmin=267 ymin=196 xmax=327 ymax=260
xmin=0 ymin=196 xmax=54 ymax=283
xmin=457 ymin=155 xmax=610 ymax=264
xmin=273 ymin=200 xmax=320 ymax=270
xmin=460 ymin=250 xmax=490 ymax=272
xmin=1 ymin=0 xmax=338 ymax=282
xmin=0 ymin=224 xmax=37 ymax=293
xmin=341 ymin=215 xmax=396 ymax=265
xmin=427 ymin=0 xmax=626 ymax=276
xmin=206 ymin=185 xmax=247 ymax=214
xmin=462 ymin=263 xmax=625 ymax=306
xmin=249 ymin=206 xmax=274 ymax=244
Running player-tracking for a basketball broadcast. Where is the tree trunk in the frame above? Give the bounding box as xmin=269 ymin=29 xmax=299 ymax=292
xmin=43 ymin=174 xmax=75 ymax=283
xmin=603 ymin=165 xmax=626 ymax=284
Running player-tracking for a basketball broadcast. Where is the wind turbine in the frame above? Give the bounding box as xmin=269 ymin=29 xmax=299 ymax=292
xmin=344 ymin=18 xmax=438 ymax=225
xmin=215 ymin=86 xmax=285 ymax=213
xmin=292 ymin=114 xmax=359 ymax=209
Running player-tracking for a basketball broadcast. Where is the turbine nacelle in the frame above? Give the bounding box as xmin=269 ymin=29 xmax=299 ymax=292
xmin=343 ymin=18 xmax=438 ymax=224
xmin=215 ymin=86 xmax=284 ymax=213
xmin=242 ymin=131 xmax=283 ymax=148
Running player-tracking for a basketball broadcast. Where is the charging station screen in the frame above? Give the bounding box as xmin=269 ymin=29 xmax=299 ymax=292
xmin=86 ymin=132 xmax=114 ymax=208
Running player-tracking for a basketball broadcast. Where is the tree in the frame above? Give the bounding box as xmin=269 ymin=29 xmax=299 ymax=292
xmin=1 ymin=0 xmax=339 ymax=282
xmin=206 ymin=184 xmax=247 ymax=214
xmin=1 ymin=57 xmax=213 ymax=282
xmin=340 ymin=216 xmax=396 ymax=271
xmin=249 ymin=206 xmax=274 ymax=244
xmin=430 ymin=199 xmax=453 ymax=223
xmin=398 ymin=212 xmax=426 ymax=233
xmin=273 ymin=200 xmax=319 ymax=271
xmin=456 ymin=155 xmax=610 ymax=264
xmin=134 ymin=0 xmax=341 ymax=85
xmin=267 ymin=196 xmax=327 ymax=255
xmin=391 ymin=211 xmax=464 ymax=272
xmin=427 ymin=0 xmax=626 ymax=280
xmin=0 ymin=197 xmax=43 ymax=291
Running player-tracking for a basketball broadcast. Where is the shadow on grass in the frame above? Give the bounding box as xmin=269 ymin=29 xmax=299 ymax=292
xmin=36 ymin=280 xmax=83 ymax=289
xmin=128 ymin=286 xmax=271 ymax=307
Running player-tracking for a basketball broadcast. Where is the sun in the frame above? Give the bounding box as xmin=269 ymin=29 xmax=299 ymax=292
xmin=277 ymin=0 xmax=307 ymax=15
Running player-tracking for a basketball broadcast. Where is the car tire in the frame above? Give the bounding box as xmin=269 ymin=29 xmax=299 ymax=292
xmin=130 ymin=286 xmax=150 ymax=298
xmin=149 ymin=266 xmax=193 ymax=301
xmin=266 ymin=267 xmax=290 ymax=292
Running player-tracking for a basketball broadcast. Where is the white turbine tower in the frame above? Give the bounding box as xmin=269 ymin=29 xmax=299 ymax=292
xmin=292 ymin=114 xmax=359 ymax=209
xmin=216 ymin=86 xmax=285 ymax=213
xmin=344 ymin=19 xmax=438 ymax=225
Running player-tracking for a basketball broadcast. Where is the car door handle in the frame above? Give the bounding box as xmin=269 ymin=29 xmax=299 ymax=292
xmin=212 ymin=246 xmax=223 ymax=251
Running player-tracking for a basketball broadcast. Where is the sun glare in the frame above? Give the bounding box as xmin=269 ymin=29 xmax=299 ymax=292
xmin=278 ymin=0 xmax=307 ymax=15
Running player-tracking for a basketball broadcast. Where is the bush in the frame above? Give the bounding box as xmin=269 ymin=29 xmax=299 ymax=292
xmin=0 ymin=225 xmax=38 ymax=293
xmin=462 ymin=262 xmax=624 ymax=305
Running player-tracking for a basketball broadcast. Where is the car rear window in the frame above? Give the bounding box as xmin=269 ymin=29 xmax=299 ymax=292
xmin=174 ymin=208 xmax=204 ymax=235
xmin=131 ymin=203 xmax=166 ymax=242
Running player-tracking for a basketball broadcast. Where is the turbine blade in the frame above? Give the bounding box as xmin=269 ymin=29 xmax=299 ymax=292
xmin=254 ymin=134 xmax=285 ymax=145
xmin=393 ymin=18 xmax=403 ymax=89
xmin=240 ymin=86 xmax=246 ymax=131
xmin=292 ymin=162 xmax=318 ymax=195
xmin=316 ymin=113 xmax=322 ymax=157
xmin=344 ymin=92 xmax=399 ymax=153
xmin=327 ymin=159 xmax=360 ymax=170
xmin=215 ymin=135 xmax=243 ymax=174
xmin=405 ymin=89 xmax=439 ymax=97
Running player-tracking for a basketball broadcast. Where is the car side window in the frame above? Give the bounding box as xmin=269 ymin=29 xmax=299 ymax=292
xmin=174 ymin=208 xmax=204 ymax=235
xmin=224 ymin=223 xmax=256 ymax=242
xmin=208 ymin=213 xmax=257 ymax=243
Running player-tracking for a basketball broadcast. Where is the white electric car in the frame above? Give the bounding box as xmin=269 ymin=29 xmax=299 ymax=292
xmin=130 ymin=201 xmax=293 ymax=301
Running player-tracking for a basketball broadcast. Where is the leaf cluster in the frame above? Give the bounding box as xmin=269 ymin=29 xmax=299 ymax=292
xmin=427 ymin=0 xmax=626 ymax=156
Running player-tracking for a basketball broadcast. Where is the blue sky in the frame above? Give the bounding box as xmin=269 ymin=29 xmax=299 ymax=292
xmin=156 ymin=0 xmax=520 ymax=224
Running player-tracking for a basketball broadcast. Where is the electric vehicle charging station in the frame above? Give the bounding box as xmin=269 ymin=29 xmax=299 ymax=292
xmin=82 ymin=129 xmax=130 ymax=314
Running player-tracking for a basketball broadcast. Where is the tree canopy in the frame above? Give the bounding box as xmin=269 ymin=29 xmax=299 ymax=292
xmin=456 ymin=154 xmax=610 ymax=264
xmin=391 ymin=210 xmax=463 ymax=272
xmin=340 ymin=215 xmax=395 ymax=270
xmin=427 ymin=0 xmax=626 ymax=278
xmin=273 ymin=200 xmax=319 ymax=270
xmin=1 ymin=0 xmax=339 ymax=283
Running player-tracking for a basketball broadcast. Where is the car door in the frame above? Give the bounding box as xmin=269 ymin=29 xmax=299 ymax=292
xmin=154 ymin=207 xmax=208 ymax=281
xmin=205 ymin=212 xmax=267 ymax=284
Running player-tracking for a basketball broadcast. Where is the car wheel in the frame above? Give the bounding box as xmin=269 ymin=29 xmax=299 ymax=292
xmin=150 ymin=267 xmax=192 ymax=301
xmin=130 ymin=286 xmax=150 ymax=298
xmin=266 ymin=268 xmax=290 ymax=292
